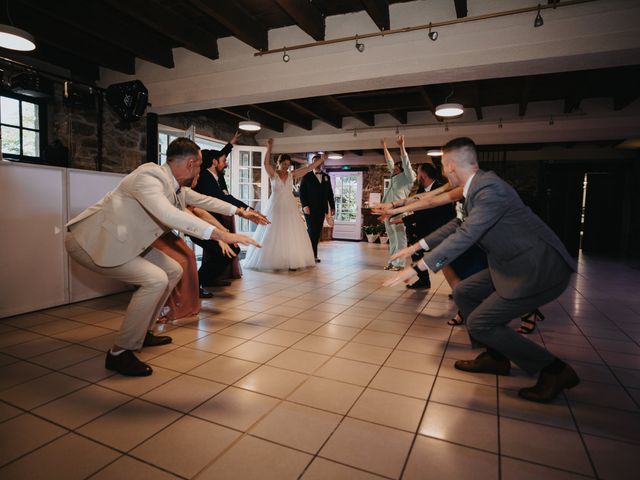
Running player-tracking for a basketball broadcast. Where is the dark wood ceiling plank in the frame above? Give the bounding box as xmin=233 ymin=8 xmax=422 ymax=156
xmin=361 ymin=0 xmax=390 ymax=31
xmin=454 ymin=0 xmax=468 ymax=18
xmin=518 ymin=76 xmax=532 ymax=116
xmin=471 ymin=81 xmax=483 ymax=120
xmin=326 ymin=96 xmax=375 ymax=127
xmin=252 ymin=103 xmax=313 ymax=130
xmin=286 ymin=100 xmax=342 ymax=129
xmin=273 ymin=0 xmax=325 ymax=41
xmin=188 ymin=0 xmax=268 ymax=51
xmin=389 ymin=110 xmax=408 ymax=124
xmin=104 ymin=0 xmax=219 ymax=61
xmin=21 ymin=0 xmax=174 ymax=68
xmin=3 ymin=1 xmax=135 ymax=74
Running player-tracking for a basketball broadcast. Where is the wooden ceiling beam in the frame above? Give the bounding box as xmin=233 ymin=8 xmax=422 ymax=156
xmin=518 ymin=76 xmax=532 ymax=116
xmin=189 ymin=0 xmax=268 ymax=51
xmin=563 ymin=73 xmax=590 ymax=114
xmin=273 ymin=0 xmax=325 ymax=41
xmin=251 ymin=103 xmax=313 ymax=131
xmin=326 ymin=96 xmax=375 ymax=127
xmin=361 ymin=0 xmax=390 ymax=31
xmin=471 ymin=81 xmax=483 ymax=120
xmin=286 ymin=100 xmax=342 ymax=129
xmin=389 ymin=110 xmax=408 ymax=124
xmin=21 ymin=0 xmax=175 ymax=68
xmin=104 ymin=0 xmax=219 ymax=61
xmin=218 ymin=107 xmax=284 ymax=133
xmin=454 ymin=0 xmax=468 ymax=18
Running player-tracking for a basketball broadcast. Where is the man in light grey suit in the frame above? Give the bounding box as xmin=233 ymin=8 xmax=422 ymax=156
xmin=66 ymin=138 xmax=265 ymax=376
xmin=385 ymin=137 xmax=579 ymax=403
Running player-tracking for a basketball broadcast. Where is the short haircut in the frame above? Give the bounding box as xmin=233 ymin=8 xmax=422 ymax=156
xmin=418 ymin=162 xmax=438 ymax=179
xmin=166 ymin=137 xmax=200 ymax=162
xmin=278 ymin=154 xmax=291 ymax=163
xmin=442 ymin=137 xmax=478 ymax=166
xmin=311 ymin=154 xmax=321 ymax=162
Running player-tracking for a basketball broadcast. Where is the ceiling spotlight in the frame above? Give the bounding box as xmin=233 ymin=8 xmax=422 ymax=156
xmin=498 ymin=118 xmax=503 ymax=129
xmin=534 ymin=5 xmax=544 ymax=27
xmin=395 ymin=126 xmax=400 ymax=135
xmin=327 ymin=153 xmax=343 ymax=160
xmin=282 ymin=49 xmax=290 ymax=62
xmin=353 ymin=130 xmax=358 ymax=137
xmin=355 ymin=35 xmax=365 ymax=53
xmin=435 ymin=103 xmax=464 ymax=118
xmin=238 ymin=120 xmax=261 ymax=132
xmin=427 ymin=23 xmax=438 ymax=41
xmin=427 ymin=149 xmax=443 ymax=157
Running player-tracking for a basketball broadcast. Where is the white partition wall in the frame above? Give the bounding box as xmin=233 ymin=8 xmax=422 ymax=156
xmin=67 ymin=169 xmax=127 ymax=303
xmin=0 ymin=161 xmax=68 ymax=318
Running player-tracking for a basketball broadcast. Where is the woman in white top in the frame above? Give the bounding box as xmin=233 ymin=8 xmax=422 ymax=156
xmin=243 ymin=139 xmax=326 ymax=271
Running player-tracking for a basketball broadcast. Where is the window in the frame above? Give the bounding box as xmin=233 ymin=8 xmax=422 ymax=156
xmin=334 ymin=174 xmax=358 ymax=222
xmin=237 ymin=150 xmax=263 ymax=233
xmin=1 ymin=94 xmax=45 ymax=162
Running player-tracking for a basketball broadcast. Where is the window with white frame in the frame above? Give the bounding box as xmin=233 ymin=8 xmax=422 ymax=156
xmin=1 ymin=94 xmax=44 ymax=162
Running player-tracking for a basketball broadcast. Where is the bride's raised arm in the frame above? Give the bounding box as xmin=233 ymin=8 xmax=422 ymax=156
xmin=292 ymin=153 xmax=326 ymax=180
xmin=263 ymin=138 xmax=276 ymax=178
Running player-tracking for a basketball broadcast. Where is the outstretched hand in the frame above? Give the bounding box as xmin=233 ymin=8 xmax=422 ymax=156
xmin=382 ymin=266 xmax=417 ymax=287
xmin=242 ymin=209 xmax=271 ymax=225
xmin=228 ymin=232 xmax=261 ymax=248
xmin=390 ymin=242 xmax=421 ymax=262
xmin=380 ymin=138 xmax=387 ymax=149
xmin=218 ymin=241 xmax=237 ymax=258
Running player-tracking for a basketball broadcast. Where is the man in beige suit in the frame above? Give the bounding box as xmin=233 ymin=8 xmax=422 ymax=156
xmin=66 ymin=138 xmax=265 ymax=376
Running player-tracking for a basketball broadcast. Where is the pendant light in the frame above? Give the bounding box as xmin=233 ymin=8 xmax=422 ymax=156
xmin=435 ymin=87 xmax=464 ymax=118
xmin=0 ymin=2 xmax=35 ymax=51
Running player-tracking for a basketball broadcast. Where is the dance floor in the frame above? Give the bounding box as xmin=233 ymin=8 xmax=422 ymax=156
xmin=0 ymin=241 xmax=638 ymax=479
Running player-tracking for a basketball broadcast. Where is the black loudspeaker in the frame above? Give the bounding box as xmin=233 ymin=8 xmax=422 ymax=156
xmin=64 ymin=81 xmax=96 ymax=109
xmin=105 ymin=80 xmax=149 ymax=121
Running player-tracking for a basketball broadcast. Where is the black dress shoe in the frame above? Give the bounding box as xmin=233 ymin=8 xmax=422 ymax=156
xmin=315 ymin=258 xmax=321 ymax=263
xmin=105 ymin=350 xmax=152 ymax=376
xmin=207 ymin=279 xmax=231 ymax=287
xmin=454 ymin=351 xmax=511 ymax=376
xmin=199 ymin=287 xmax=213 ymax=298
xmin=143 ymin=331 xmax=172 ymax=347
xmin=518 ymin=362 xmax=580 ymax=403
xmin=406 ymin=280 xmax=431 ymax=289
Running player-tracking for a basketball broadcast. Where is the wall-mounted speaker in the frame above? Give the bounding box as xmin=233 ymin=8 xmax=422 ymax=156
xmin=105 ymin=80 xmax=148 ymax=121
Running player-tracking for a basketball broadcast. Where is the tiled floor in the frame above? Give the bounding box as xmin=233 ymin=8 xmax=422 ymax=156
xmin=1 ymin=241 xmax=639 ymax=479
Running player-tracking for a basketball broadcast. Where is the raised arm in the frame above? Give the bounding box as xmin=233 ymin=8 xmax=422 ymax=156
xmin=292 ymin=153 xmax=326 ymax=180
xmin=382 ymin=137 xmax=394 ymax=174
xmin=263 ymin=138 xmax=276 ymax=178
xmin=397 ymin=135 xmax=416 ymax=184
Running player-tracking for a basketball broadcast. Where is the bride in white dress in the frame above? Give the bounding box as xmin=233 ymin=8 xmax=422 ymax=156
xmin=243 ymin=139 xmax=326 ymax=271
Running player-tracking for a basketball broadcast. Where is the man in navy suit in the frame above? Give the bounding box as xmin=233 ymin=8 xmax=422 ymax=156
xmin=299 ymin=155 xmax=335 ymax=262
xmin=193 ymin=133 xmax=268 ymax=294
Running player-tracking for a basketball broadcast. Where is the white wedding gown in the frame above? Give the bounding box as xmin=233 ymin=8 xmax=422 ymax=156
xmin=243 ymin=173 xmax=316 ymax=271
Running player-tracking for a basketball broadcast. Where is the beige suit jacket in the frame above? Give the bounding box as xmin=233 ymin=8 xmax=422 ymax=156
xmin=67 ymin=163 xmax=237 ymax=267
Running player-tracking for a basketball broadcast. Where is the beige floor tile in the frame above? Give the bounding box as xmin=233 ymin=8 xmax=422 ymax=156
xmin=267 ymin=349 xmax=330 ymax=374
xmin=329 ymin=314 xmax=373 ymax=329
xmin=403 ymin=435 xmax=499 ymax=480
xmin=0 ymin=352 xmax=17 ymax=368
xmin=430 ymin=377 xmax=497 ymax=414
xmin=131 ymin=415 xmax=240 ymax=478
xmin=0 ymin=361 xmax=51 ymax=391
xmin=0 ymin=336 xmax=69 ymax=359
xmin=396 ymin=336 xmax=447 ymax=356
xmin=583 ymin=434 xmax=637 ymax=480
xmin=369 ymin=366 xmax=435 ymax=399
xmin=265 ymin=305 xmax=308 ymax=317
xmin=292 ymin=335 xmax=347 ymax=355
xmin=419 ymin=402 xmax=498 ymax=452
xmin=217 ymin=323 xmax=270 ymax=340
xmin=313 ymin=324 xmax=361 ymax=341
xmin=500 ymin=417 xmax=592 ymax=475
xmin=27 ymin=319 xmax=82 ymax=336
xmin=250 ymin=401 xmax=342 ymax=453
xmin=235 ymin=301 xmax=275 ymax=313
xmin=78 ymin=399 xmax=182 ymax=451
xmin=225 ymin=341 xmax=285 ymax=363
xmin=159 ymin=326 xmax=209 ymax=345
xmin=242 ymin=313 xmax=289 ymax=328
xmin=301 ymin=457 xmax=386 ymax=480
xmin=88 ymin=455 xmax=179 ymax=480
xmin=336 ymin=342 xmax=393 ymax=365
xmin=315 ymin=357 xmax=379 ymax=386
xmin=0 ymin=413 xmax=67 ymax=466
xmin=349 ymin=388 xmax=425 ymax=431
xmin=571 ymin=402 xmax=640 ymax=444
xmin=288 ymin=377 xmax=364 ymax=414
xmin=147 ymin=346 xmax=217 ymax=373
xmin=0 ymin=329 xmax=43 ymax=349
xmin=51 ymin=325 xmax=113 ymax=343
xmin=141 ymin=374 xmax=225 ymax=412
xmin=80 ymin=332 xmax=120 ymax=352
xmin=294 ymin=310 xmax=338 ymax=322
xmin=313 ymin=303 xmax=350 ymax=314
xmin=352 ymin=330 xmax=402 ymax=348
xmin=183 ymin=317 xmax=236 ymax=333
xmin=198 ymin=435 xmax=312 ymax=480
xmin=501 ymin=457 xmax=593 ymax=480
xmin=252 ymin=328 xmax=307 ymax=346
xmin=235 ymin=365 xmax=308 ymax=398
xmin=46 ymin=305 xmax=97 ymax=318
xmin=365 ymin=319 xmax=410 ymax=335
xmin=189 ymin=355 xmax=259 ymax=385
xmin=187 ymin=333 xmax=246 ymax=354
xmin=192 ymin=386 xmax=279 ymax=431
xmin=277 ymin=318 xmax=324 ymax=334
xmin=499 ymin=388 xmax=576 ymax=430
xmin=97 ymin=365 xmax=180 ymax=397
xmin=61 ymin=355 xmax=115 ymax=383
xmin=319 ymin=417 xmax=414 ymax=478
xmin=0 ymin=400 xmax=21 ymax=422
xmin=30 ymin=344 xmax=103 ymax=370
xmin=215 ymin=308 xmax=258 ymax=322
xmin=0 ymin=432 xmax=119 ymax=479
xmin=33 ymin=384 xmax=131 ymax=429
xmin=4 ymin=312 xmax=58 ymax=329
xmin=0 ymin=372 xmax=87 ymax=410
xmin=384 ymin=350 xmax=441 ymax=375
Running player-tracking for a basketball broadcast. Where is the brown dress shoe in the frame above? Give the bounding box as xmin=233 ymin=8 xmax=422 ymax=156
xmin=518 ymin=363 xmax=579 ymax=403
xmin=454 ymin=351 xmax=511 ymax=376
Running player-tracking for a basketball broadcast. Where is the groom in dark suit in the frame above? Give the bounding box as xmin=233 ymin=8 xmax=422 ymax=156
xmin=385 ymin=137 xmax=579 ymax=403
xmin=299 ymin=155 xmax=335 ymax=262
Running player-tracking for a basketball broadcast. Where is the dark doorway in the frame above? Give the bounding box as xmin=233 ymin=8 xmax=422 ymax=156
xmin=581 ymin=172 xmax=623 ymax=254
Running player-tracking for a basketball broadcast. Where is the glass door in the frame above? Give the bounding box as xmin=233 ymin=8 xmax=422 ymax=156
xmin=230 ymin=146 xmax=268 ymax=235
xmin=330 ymin=171 xmax=363 ymax=240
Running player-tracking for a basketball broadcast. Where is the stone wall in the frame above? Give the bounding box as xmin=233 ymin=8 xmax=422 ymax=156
xmin=159 ymin=111 xmax=258 ymax=147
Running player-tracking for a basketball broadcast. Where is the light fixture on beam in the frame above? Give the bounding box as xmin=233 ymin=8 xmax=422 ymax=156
xmin=238 ymin=120 xmax=261 ymax=132
xmin=355 ymin=35 xmax=365 ymax=52
xmin=534 ymin=4 xmax=544 ymax=27
xmin=435 ymin=103 xmax=464 ymax=118
xmin=427 ymin=22 xmax=438 ymax=41
xmin=0 ymin=24 xmax=35 ymax=51
xmin=282 ymin=48 xmax=290 ymax=62
xmin=427 ymin=149 xmax=443 ymax=157
xmin=327 ymin=153 xmax=343 ymax=160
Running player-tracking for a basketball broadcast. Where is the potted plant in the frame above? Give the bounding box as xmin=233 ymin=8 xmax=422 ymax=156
xmin=362 ymin=224 xmax=380 ymax=243
xmin=378 ymin=223 xmax=389 ymax=244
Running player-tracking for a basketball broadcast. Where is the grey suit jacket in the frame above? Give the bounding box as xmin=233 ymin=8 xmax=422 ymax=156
xmin=423 ymin=170 xmax=576 ymax=299
xmin=67 ymin=163 xmax=237 ymax=268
